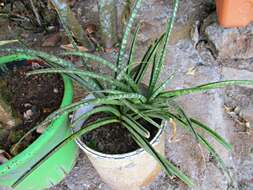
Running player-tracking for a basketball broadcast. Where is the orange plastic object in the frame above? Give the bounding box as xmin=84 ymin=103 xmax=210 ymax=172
xmin=216 ymin=0 xmax=253 ymax=27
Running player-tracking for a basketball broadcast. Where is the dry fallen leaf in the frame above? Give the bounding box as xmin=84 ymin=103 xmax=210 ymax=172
xmin=36 ymin=126 xmax=47 ymax=134
xmin=85 ymin=23 xmax=97 ymax=34
xmin=224 ymin=105 xmax=251 ymax=133
xmin=0 ymin=149 xmax=11 ymax=164
xmin=104 ymin=47 xmax=119 ymax=53
xmin=140 ymin=21 xmax=154 ymax=33
xmin=61 ymin=44 xmax=89 ymax=52
xmin=42 ymin=32 xmax=61 ymax=47
xmin=186 ymin=66 xmax=197 ymax=76
xmin=168 ymin=118 xmax=177 ymax=142
xmin=245 ymin=121 xmax=250 ymax=129
xmin=0 ymin=40 xmax=19 ymax=46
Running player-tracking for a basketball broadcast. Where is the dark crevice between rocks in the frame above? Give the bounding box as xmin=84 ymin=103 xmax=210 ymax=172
xmin=191 ymin=3 xmax=219 ymax=60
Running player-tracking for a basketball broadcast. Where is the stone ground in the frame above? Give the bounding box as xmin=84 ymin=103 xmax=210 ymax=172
xmin=1 ymin=0 xmax=253 ymax=190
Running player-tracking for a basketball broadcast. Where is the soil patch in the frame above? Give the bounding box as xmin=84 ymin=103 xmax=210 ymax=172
xmin=0 ymin=60 xmax=64 ymax=156
xmin=82 ymin=113 xmax=160 ymax=154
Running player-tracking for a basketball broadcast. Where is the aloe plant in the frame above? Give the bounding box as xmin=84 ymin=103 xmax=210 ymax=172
xmin=1 ymin=0 xmax=253 ymax=188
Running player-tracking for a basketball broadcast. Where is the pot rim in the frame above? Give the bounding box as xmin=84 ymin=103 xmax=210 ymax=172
xmin=76 ymin=125 xmax=165 ymax=159
xmin=0 ymin=54 xmax=73 ymax=175
xmin=73 ymin=95 xmax=166 ymax=159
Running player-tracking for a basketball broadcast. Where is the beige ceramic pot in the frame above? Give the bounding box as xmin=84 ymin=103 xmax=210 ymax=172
xmin=73 ymin=95 xmax=166 ymax=190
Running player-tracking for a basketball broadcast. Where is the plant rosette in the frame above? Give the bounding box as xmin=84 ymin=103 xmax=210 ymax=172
xmin=0 ymin=54 xmax=78 ymax=190
xmin=72 ymin=94 xmax=166 ymax=190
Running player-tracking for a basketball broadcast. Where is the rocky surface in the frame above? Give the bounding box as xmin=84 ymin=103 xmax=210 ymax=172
xmin=50 ymin=1 xmax=253 ymax=190
xmin=1 ymin=0 xmax=253 ymax=190
xmin=206 ymin=20 xmax=253 ymax=60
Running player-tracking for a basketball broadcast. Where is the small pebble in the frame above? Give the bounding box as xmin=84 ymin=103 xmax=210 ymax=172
xmin=36 ymin=126 xmax=46 ymax=134
xmin=23 ymin=109 xmax=33 ymax=120
xmin=31 ymin=62 xmax=42 ymax=69
xmin=53 ymin=88 xmax=59 ymax=93
xmin=24 ymin=103 xmax=32 ymax=108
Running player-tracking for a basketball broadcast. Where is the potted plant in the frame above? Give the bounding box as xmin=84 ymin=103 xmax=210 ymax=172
xmin=0 ymin=53 xmax=78 ymax=190
xmin=1 ymin=0 xmax=253 ymax=189
xmin=216 ymin=0 xmax=253 ymax=27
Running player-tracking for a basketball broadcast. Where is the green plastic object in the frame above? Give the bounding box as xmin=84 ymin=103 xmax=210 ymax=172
xmin=0 ymin=54 xmax=78 ymax=190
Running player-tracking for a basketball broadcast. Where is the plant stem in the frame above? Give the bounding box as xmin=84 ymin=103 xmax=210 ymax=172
xmin=50 ymin=0 xmax=94 ymax=50
xmin=120 ymin=0 xmax=134 ymax=35
xmin=29 ymin=0 xmax=42 ymax=26
xmin=97 ymin=0 xmax=118 ymax=48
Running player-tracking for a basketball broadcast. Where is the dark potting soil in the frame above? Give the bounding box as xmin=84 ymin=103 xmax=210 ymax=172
xmin=82 ymin=113 xmax=160 ymax=154
xmin=0 ymin=61 xmax=64 ymax=156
